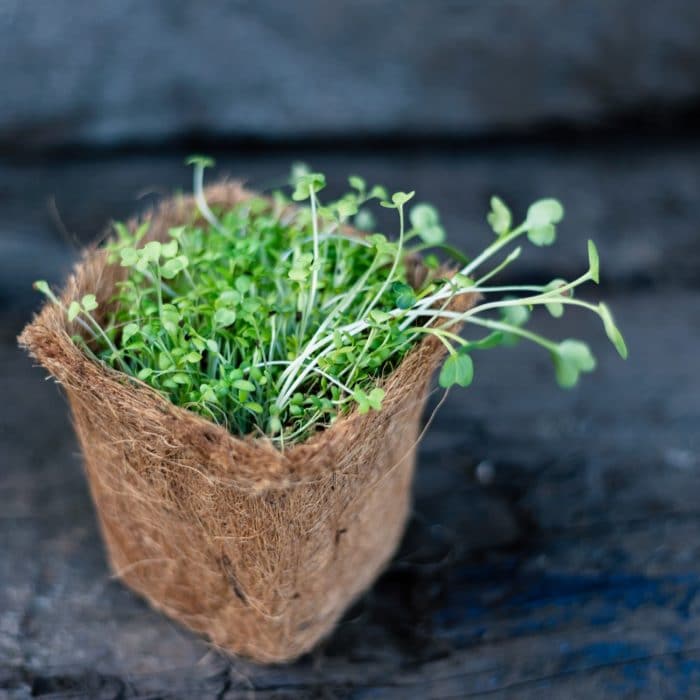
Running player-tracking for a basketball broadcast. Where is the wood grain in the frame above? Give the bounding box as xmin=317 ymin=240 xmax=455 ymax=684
xmin=2 ymin=150 xmax=698 ymax=698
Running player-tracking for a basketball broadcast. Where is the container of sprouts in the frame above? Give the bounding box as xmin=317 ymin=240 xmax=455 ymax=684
xmin=20 ymin=159 xmax=626 ymax=663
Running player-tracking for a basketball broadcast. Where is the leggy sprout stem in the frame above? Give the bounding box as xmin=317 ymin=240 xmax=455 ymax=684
xmin=38 ymin=284 xmax=128 ymax=372
xmin=192 ymin=163 xmax=226 ymax=234
xmin=288 ymin=273 xmax=599 ymax=403
xmin=282 ymin=232 xmax=371 ymax=260
xmin=460 ymin=225 xmax=527 ymax=277
xmin=462 ymin=317 xmax=560 ymax=353
xmin=360 ymin=202 xmax=406 ymax=319
xmin=408 ymin=241 xmax=471 ymax=265
xmin=410 ymin=311 xmax=560 ymax=354
xmin=300 ymin=190 xmax=321 ymax=340
xmin=143 ymin=269 xmax=176 ymax=298
xmin=474 ymin=246 xmax=522 ymax=287
xmin=408 ymin=325 xmax=468 ymax=353
xmin=81 ymin=312 xmax=130 ymax=372
xmin=72 ymin=317 xmax=98 ymax=342
xmin=457 ymin=271 xmax=594 ymax=321
xmin=276 ymin=280 xmax=600 ymax=409
xmin=402 ymin=268 xmax=594 ymax=329
xmin=401 ymin=225 xmax=526 ymax=329
xmin=275 ymin=258 xmax=380 ymax=405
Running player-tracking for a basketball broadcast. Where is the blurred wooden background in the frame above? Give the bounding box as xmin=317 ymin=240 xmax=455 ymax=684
xmin=2 ymin=2 xmax=700 ymax=697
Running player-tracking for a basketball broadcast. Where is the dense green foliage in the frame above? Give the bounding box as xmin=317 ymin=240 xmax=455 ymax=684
xmin=36 ymin=159 xmax=627 ymax=446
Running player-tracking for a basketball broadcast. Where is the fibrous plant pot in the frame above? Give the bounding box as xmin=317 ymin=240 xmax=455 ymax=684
xmin=19 ymin=183 xmax=475 ymax=663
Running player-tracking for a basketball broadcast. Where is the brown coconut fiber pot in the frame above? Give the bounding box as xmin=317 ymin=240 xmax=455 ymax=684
xmin=19 ymin=182 xmax=476 ymax=663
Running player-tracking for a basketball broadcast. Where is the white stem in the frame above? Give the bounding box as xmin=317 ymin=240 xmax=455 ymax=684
xmin=279 ymin=277 xmax=596 ymax=407
xmin=300 ymin=191 xmax=321 ymax=340
xmin=275 ymin=260 xmax=379 ymax=405
xmin=281 ymin=231 xmax=370 ymax=260
xmin=193 ymin=165 xmax=226 ymax=234
xmin=402 ymin=226 xmax=526 ymax=328
xmin=474 ymin=246 xmax=521 ymax=286
xmin=360 ymin=204 xmax=405 ymax=318
xmin=460 ymin=225 xmax=526 ymax=278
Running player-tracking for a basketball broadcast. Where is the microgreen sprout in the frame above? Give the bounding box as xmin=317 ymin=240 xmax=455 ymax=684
xmin=34 ymin=160 xmax=627 ymax=447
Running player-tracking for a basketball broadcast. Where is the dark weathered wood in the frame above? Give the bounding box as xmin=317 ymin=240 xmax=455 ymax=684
xmin=3 ymin=142 xmax=700 ymax=317
xmin=2 ymin=139 xmax=698 ymax=697
xmin=3 ymin=283 xmax=700 ymax=698
xmin=2 ymin=0 xmax=700 ymax=149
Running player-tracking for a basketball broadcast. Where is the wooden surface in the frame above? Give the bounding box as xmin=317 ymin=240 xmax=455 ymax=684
xmin=1 ymin=146 xmax=699 ymax=698
xmin=2 ymin=1 xmax=700 ymax=149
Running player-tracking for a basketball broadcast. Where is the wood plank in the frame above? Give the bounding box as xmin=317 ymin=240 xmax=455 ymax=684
xmin=2 ymin=1 xmax=700 ymax=148
xmin=3 ymin=289 xmax=699 ymax=697
xmin=3 ymin=143 xmax=700 ymax=318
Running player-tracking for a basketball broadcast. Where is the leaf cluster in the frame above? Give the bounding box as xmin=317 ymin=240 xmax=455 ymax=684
xmin=34 ymin=159 xmax=627 ymax=446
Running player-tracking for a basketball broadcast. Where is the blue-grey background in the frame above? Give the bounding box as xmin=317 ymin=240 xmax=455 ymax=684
xmin=3 ymin=0 xmax=700 ymax=312
xmin=2 ymin=2 xmax=700 ymax=698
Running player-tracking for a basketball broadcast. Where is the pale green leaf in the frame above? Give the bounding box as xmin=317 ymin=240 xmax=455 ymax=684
xmin=439 ymin=352 xmax=474 ymax=388
xmin=487 ymin=196 xmax=511 ymax=236
xmin=526 ymin=198 xmax=564 ymax=227
xmin=81 ymin=294 xmax=98 ymax=312
xmin=214 ymin=308 xmax=237 ymax=327
xmin=67 ymin=301 xmax=81 ymax=322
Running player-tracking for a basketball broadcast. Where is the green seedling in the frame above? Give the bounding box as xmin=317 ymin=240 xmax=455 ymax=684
xmin=35 ymin=160 xmax=627 ymax=447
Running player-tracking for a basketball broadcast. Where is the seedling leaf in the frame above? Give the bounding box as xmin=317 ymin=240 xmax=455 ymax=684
xmin=526 ymin=198 xmax=564 ymax=227
xmin=439 ymin=352 xmax=474 ymax=388
xmin=599 ymin=303 xmax=628 ymax=358
xmin=185 ymin=155 xmax=215 ymax=168
xmin=527 ymin=224 xmax=556 ymax=246
xmin=502 ymin=302 xmax=530 ymax=327
xmin=552 ymin=340 xmax=596 ymax=388
xmin=33 ymin=280 xmax=50 ymax=296
xmin=122 ymin=323 xmax=140 ymax=343
xmin=390 ymin=281 xmax=417 ymax=309
xmin=161 ymin=256 xmax=188 ymax=279
xmin=348 ymin=175 xmax=366 ymax=192
xmin=120 ymin=248 xmax=139 ymax=266
xmin=292 ymin=173 xmax=326 ymax=201
xmin=381 ymin=191 xmax=415 ymax=208
xmin=81 ymin=294 xmax=98 ymax=312
xmin=142 ymin=241 xmax=162 ymax=263
xmin=588 ymin=240 xmax=600 ymax=283
xmin=369 ymin=309 xmax=391 ymax=324
xmin=410 ymin=203 xmax=439 ymax=230
xmin=50 ymin=160 xmax=626 ymax=445
xmin=233 ymin=379 xmax=256 ymax=392
xmin=354 ymin=208 xmax=375 ymax=231
xmin=544 ymin=278 xmax=568 ymax=317
xmin=161 ymin=240 xmax=178 ymax=259
xmin=214 ymin=308 xmax=237 ymax=327
xmin=487 ymin=196 xmax=511 ymax=236
xmin=67 ymin=301 xmax=81 ymax=322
